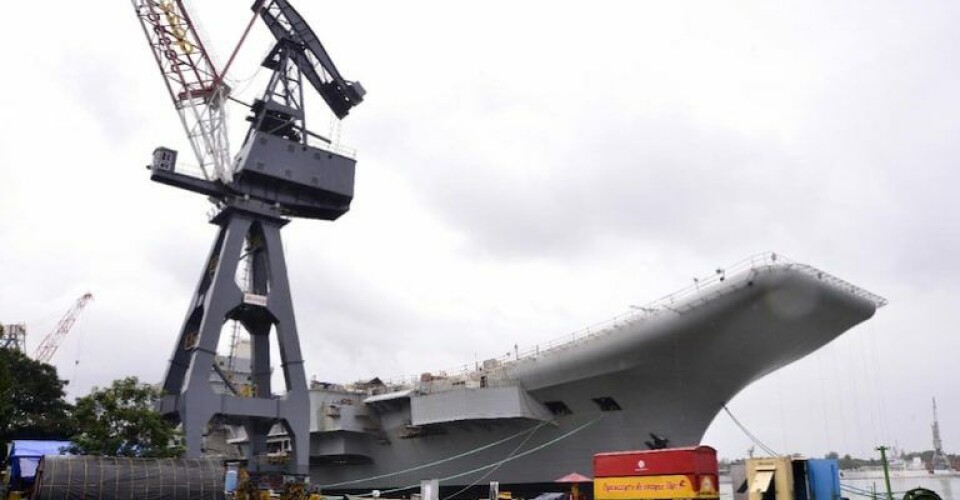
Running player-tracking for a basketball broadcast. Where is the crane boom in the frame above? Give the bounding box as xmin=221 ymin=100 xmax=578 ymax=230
xmin=34 ymin=293 xmax=94 ymax=364
xmin=257 ymin=0 xmax=365 ymax=119
xmin=131 ymin=0 xmax=232 ymax=182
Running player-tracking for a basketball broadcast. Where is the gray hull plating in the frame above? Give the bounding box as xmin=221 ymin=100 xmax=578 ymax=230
xmin=304 ymin=261 xmax=881 ymax=491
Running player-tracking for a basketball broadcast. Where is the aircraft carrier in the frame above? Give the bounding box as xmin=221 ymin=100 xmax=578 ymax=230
xmin=124 ymin=0 xmax=885 ymax=492
xmin=237 ymin=252 xmax=885 ymax=495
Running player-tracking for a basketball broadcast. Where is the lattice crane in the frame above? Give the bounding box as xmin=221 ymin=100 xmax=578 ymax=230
xmin=131 ymin=0 xmax=231 ymax=182
xmin=34 ymin=293 xmax=94 ymax=364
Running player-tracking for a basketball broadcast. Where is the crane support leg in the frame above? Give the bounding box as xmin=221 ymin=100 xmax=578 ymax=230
xmin=158 ymin=198 xmax=310 ymax=475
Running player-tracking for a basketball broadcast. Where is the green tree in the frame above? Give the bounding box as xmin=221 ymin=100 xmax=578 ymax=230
xmin=70 ymin=376 xmax=183 ymax=458
xmin=825 ymin=451 xmax=839 ymax=460
xmin=0 ymin=348 xmax=75 ymax=452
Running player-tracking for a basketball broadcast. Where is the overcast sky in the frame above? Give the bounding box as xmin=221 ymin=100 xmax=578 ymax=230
xmin=1 ymin=0 xmax=958 ymax=461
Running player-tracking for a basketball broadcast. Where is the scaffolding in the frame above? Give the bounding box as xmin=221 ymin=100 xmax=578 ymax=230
xmin=0 ymin=323 xmax=27 ymax=353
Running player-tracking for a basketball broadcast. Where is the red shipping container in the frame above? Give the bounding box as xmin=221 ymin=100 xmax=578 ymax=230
xmin=594 ymin=446 xmax=718 ymax=478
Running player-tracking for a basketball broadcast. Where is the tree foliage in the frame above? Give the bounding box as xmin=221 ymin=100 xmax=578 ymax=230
xmin=70 ymin=376 xmax=183 ymax=458
xmin=0 ymin=348 xmax=75 ymax=451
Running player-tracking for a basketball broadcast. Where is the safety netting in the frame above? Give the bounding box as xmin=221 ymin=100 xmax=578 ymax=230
xmin=32 ymin=455 xmax=225 ymax=500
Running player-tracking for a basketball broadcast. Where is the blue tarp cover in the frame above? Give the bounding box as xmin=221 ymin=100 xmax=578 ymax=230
xmin=7 ymin=440 xmax=72 ymax=486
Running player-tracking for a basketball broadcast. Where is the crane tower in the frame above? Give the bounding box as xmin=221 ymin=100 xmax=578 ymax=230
xmin=1 ymin=323 xmax=27 ymax=353
xmin=132 ymin=0 xmax=364 ymax=477
xmin=931 ymin=397 xmax=952 ymax=471
xmin=34 ymin=293 xmax=94 ymax=364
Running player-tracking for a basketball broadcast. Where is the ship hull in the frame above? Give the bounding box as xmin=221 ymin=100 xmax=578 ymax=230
xmin=303 ymin=263 xmax=881 ymax=495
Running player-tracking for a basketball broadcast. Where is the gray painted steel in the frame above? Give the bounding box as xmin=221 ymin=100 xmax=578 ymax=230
xmin=411 ymin=386 xmax=553 ymax=426
xmin=158 ymin=199 xmax=310 ymax=475
xmin=297 ymin=263 xmax=881 ymax=491
xmin=145 ymin=0 xmax=365 ymax=481
xmin=258 ymin=0 xmax=365 ymax=119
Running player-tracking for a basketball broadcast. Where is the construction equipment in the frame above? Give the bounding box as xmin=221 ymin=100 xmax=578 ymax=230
xmin=135 ymin=0 xmax=365 ymax=215
xmin=256 ymin=0 xmax=365 ymax=120
xmin=131 ymin=0 xmax=231 ymax=182
xmin=131 ymin=0 xmax=365 ymax=477
xmin=33 ymin=293 xmax=94 ymax=364
xmin=0 ymin=323 xmax=27 ymax=353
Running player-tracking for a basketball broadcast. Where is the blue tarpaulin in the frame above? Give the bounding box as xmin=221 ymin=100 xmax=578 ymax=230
xmin=7 ymin=440 xmax=72 ymax=489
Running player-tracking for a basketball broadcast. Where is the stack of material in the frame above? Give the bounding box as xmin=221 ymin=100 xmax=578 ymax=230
xmin=33 ymin=456 xmax=224 ymax=500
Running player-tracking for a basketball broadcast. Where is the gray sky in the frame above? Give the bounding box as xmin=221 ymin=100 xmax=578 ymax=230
xmin=1 ymin=0 xmax=958 ymax=461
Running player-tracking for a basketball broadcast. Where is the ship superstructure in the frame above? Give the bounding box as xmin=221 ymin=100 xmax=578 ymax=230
xmin=220 ymin=252 xmax=885 ymax=494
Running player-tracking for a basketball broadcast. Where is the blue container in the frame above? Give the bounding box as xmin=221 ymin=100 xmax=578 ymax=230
xmin=805 ymin=459 xmax=841 ymax=500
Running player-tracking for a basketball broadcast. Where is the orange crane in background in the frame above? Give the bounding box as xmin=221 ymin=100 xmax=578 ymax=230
xmin=34 ymin=293 xmax=94 ymax=363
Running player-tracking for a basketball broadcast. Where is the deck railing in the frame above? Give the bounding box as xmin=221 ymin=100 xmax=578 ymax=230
xmin=381 ymin=251 xmax=888 ymax=388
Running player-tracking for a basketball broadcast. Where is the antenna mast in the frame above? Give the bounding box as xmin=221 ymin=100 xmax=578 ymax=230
xmin=931 ymin=397 xmax=951 ymax=471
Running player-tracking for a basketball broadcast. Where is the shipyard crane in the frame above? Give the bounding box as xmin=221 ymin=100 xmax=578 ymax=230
xmin=131 ymin=0 xmax=365 ymax=478
xmin=0 ymin=323 xmax=27 ymax=353
xmin=144 ymin=0 xmax=365 ymax=220
xmin=132 ymin=0 xmax=364 ymax=188
xmin=131 ymin=0 xmax=231 ymax=182
xmin=34 ymin=293 xmax=94 ymax=364
xmin=256 ymin=0 xmax=365 ymax=120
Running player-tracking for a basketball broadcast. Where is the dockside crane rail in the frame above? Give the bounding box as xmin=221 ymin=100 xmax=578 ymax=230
xmin=34 ymin=293 xmax=94 ymax=364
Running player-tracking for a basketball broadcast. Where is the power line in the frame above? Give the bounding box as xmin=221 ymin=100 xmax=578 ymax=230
xmin=723 ymin=403 xmax=779 ymax=457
